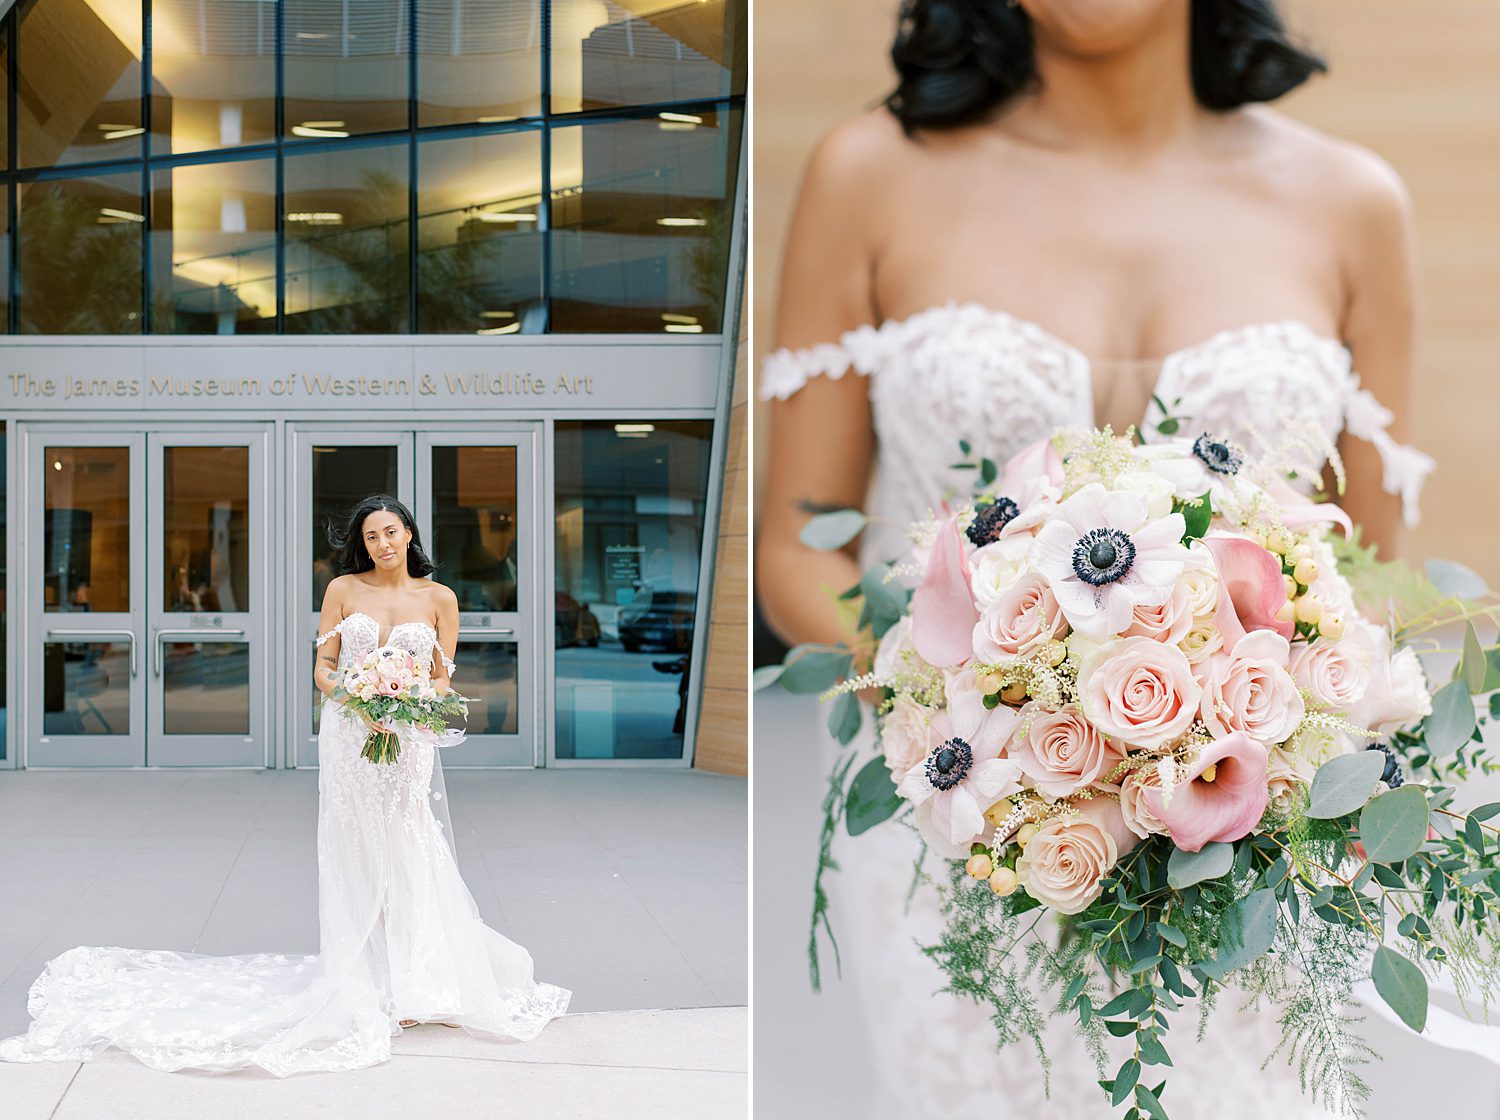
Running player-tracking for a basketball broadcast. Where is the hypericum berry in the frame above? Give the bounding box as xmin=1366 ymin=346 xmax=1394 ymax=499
xmin=1071 ymin=527 xmax=1136 ymax=586
xmin=967 ymin=498 xmax=1021 ymax=546
xmin=1192 ymin=433 xmax=1244 ymax=475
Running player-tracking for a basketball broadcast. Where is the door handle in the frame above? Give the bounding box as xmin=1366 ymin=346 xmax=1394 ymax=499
xmin=154 ymin=628 xmax=247 ymax=677
xmin=459 ymin=627 xmax=514 ymax=637
xmin=47 ymin=628 xmax=137 ymax=676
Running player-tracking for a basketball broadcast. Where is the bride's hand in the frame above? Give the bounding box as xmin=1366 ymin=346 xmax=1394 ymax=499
xmin=362 ymin=714 xmax=394 ymax=734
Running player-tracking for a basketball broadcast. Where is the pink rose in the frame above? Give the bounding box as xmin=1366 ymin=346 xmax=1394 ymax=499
xmin=1122 ymin=582 xmax=1194 ymax=645
xmin=972 ymin=573 xmax=1068 ymax=664
xmin=1204 ymin=534 xmax=1294 ymax=653
xmin=911 ymin=511 xmax=979 ymax=668
xmin=1145 ymin=731 xmax=1269 ymax=851
xmin=1077 ymin=637 xmax=1202 ymax=750
xmin=1290 ymin=639 xmax=1371 ymax=712
xmin=1198 ymin=630 xmax=1304 ymax=744
xmin=881 ymin=697 xmax=935 ymax=779
xmin=1015 ymin=797 xmax=1137 ymax=914
xmin=1010 ymin=703 xmax=1126 ymax=799
xmin=1119 ymin=763 xmax=1173 ymax=839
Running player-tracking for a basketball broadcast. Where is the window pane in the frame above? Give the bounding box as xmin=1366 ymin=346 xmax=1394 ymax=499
xmin=163 ymin=642 xmax=250 ymax=734
xmin=432 ymin=445 xmax=518 ymax=611
xmin=150 ymin=0 xmax=277 ymax=155
xmin=551 ymin=0 xmax=743 ymax=114
xmin=284 ymin=141 xmax=409 ymax=333
xmin=454 ymin=641 xmax=518 ymax=735
xmin=550 ymin=110 xmax=738 ymax=333
xmin=312 ymin=445 xmax=399 ymax=611
xmin=151 ymin=159 xmax=277 ymax=334
xmin=44 ymin=642 xmax=131 ymax=734
xmin=45 ymin=446 xmax=132 ymax=613
xmin=554 ymin=420 xmax=712 ymax=760
xmin=17 ymin=0 xmax=143 ymax=167
xmin=417 ymin=130 xmax=542 ymax=334
xmin=163 ymin=446 xmax=251 ymax=612
xmin=1 ymin=424 xmax=7 ymax=759
xmin=19 ymin=174 xmax=144 ymax=334
xmin=285 ymin=0 xmax=408 ymax=139
xmin=1 ymin=33 xmax=9 ymax=170
xmin=417 ymin=0 xmax=540 ymax=126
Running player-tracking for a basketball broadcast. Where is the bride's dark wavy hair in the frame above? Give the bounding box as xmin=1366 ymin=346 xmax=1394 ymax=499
xmin=326 ymin=495 xmax=437 ymax=578
xmin=886 ymin=0 xmax=1327 ymax=133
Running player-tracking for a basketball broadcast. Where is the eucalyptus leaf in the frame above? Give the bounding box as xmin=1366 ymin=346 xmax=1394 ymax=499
xmin=1372 ymin=945 xmax=1429 ymax=1032
xmin=1306 ymin=750 xmax=1387 ymax=819
xmin=1427 ymin=678 xmax=1478 ymax=758
xmin=845 ymin=755 xmax=902 ymax=836
xmin=1426 ymin=558 xmax=1489 ymax=601
xmin=1166 ymin=842 xmax=1234 ymax=889
xmin=1201 ymin=888 xmax=1277 ymax=979
xmin=828 ymin=691 xmax=862 ymax=745
xmin=752 ymin=664 xmax=784 ymax=691
xmin=1360 ymin=785 xmax=1430 ymax=863
xmin=1463 ymin=622 xmax=1488 ymax=695
xmin=1113 ymin=1059 xmax=1141 ymax=1106
xmin=798 ymin=509 xmax=868 ymax=551
xmin=779 ymin=650 xmax=854 ymax=695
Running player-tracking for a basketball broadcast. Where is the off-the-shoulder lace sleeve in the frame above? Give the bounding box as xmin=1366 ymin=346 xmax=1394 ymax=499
xmin=439 ymin=650 xmax=457 ymax=678
xmin=315 ymin=622 xmax=342 ymax=647
xmin=758 ymin=321 xmax=888 ymax=401
xmin=1342 ymin=376 xmax=1437 ymax=528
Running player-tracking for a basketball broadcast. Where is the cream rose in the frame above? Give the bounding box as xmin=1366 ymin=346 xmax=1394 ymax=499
xmin=1015 ymin=798 xmax=1135 ymax=914
xmin=1119 ymin=762 xmax=1173 ymax=839
xmin=1077 ymin=637 xmax=1202 ymax=750
xmin=1197 ymin=629 xmax=1304 ymax=743
xmin=1010 ymin=703 xmax=1127 ymax=800
xmin=1180 ymin=553 xmax=1221 ymax=619
xmin=1122 ymin=583 xmax=1194 ymax=645
xmin=881 ymin=696 xmax=935 ymax=779
xmin=1115 ymin=469 xmax=1176 ymax=521
xmin=969 ymin=537 xmax=1033 ymax=609
xmin=1290 ymin=639 xmax=1371 ymax=712
xmin=1266 ymin=745 xmax=1315 ymax=816
xmin=1341 ymin=619 xmax=1433 ymax=742
xmin=1180 ymin=621 xmax=1225 ymax=665
xmin=972 ymin=573 xmax=1068 ymax=664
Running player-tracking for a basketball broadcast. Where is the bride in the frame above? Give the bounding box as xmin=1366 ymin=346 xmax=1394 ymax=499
xmin=0 ymin=495 xmax=570 ymax=1075
xmin=757 ymin=0 xmax=1433 ymax=1116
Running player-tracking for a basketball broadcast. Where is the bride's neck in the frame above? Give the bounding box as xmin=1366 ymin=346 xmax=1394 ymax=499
xmin=1006 ymin=18 xmax=1211 ymax=161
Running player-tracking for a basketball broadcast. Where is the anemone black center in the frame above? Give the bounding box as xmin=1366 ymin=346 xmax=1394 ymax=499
xmin=966 ymin=497 xmax=1020 ymax=546
xmin=925 ymin=737 xmax=974 ymax=791
xmin=1192 ymin=433 xmax=1243 ymax=476
xmin=1071 ymin=527 xmax=1136 ymax=587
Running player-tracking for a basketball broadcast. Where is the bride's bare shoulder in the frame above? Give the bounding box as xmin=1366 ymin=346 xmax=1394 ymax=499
xmin=1238 ymin=105 xmax=1412 ymax=220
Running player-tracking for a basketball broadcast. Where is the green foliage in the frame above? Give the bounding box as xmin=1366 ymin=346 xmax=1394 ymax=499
xmin=1372 ymin=946 xmax=1428 ymax=1032
xmin=845 ymin=755 xmax=902 ymax=836
xmin=1180 ymin=491 xmax=1212 ymax=541
xmin=799 ymin=509 xmax=867 ymax=551
xmin=1427 ymin=678 xmax=1478 ymax=757
xmin=1306 ymin=752 xmax=1385 ymax=819
xmin=1359 ymin=786 xmax=1430 ymax=864
xmin=828 ymin=691 xmax=862 ymax=745
xmin=808 ymin=753 xmax=854 ymax=992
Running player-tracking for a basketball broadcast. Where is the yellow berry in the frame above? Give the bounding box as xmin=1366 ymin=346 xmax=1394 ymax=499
xmin=1275 ymin=599 xmax=1296 ymax=624
xmin=978 ymin=671 xmax=1004 ymax=694
xmin=988 ymin=867 xmax=1019 ymax=896
xmin=1015 ymin=823 xmax=1039 ymax=848
xmin=1293 ymin=557 xmax=1319 ymax=585
xmin=1320 ymin=613 xmax=1345 ymax=641
xmin=965 ymin=853 xmax=994 ymax=880
xmin=1295 ymin=595 xmax=1324 ymax=625
xmin=1040 ymin=639 xmax=1067 ymax=667
xmin=1267 ymin=529 xmax=1293 ymax=556
xmin=1000 ymin=681 xmax=1028 ymax=705
xmin=1282 ymin=574 xmax=1298 ymax=598
xmin=983 ymin=798 xmax=1014 ymax=828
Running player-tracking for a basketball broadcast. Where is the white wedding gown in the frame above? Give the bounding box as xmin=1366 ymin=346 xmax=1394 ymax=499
xmin=0 ymin=612 xmax=570 ymax=1076
xmin=762 ymin=305 xmax=1435 ymax=1119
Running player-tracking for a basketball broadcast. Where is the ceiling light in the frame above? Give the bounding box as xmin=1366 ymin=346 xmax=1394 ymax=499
xmin=296 ymin=31 xmax=329 ymax=39
xmin=661 ymin=313 xmax=699 ymax=324
xmin=476 ymin=211 xmax=537 ymax=223
xmin=480 ymin=311 xmax=516 ymax=319
xmin=614 ymin=424 xmax=656 ymax=434
xmin=102 ymin=127 xmax=145 ymax=140
xmin=665 ymin=324 xmax=704 ymax=334
xmin=658 ymin=112 xmax=703 ymax=127
xmin=477 ymin=322 xmax=521 ymax=335
xmin=53 ymin=460 xmax=62 ymax=471
xmin=98 ymin=208 xmax=145 ymax=223
xmin=301 ymin=120 xmax=346 ymax=129
xmin=656 ymin=217 xmax=706 ymax=227
xmin=286 ymin=212 xmax=344 ymax=225
xmin=292 ymin=124 xmax=350 ymax=138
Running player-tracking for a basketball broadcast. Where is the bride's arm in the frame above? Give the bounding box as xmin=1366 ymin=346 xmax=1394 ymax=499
xmin=431 ymin=584 xmax=460 ymax=695
xmin=757 ymin=115 xmax=891 ymax=651
xmin=1331 ymin=149 xmax=1422 ymax=560
xmin=313 ymin=578 xmax=346 ymax=699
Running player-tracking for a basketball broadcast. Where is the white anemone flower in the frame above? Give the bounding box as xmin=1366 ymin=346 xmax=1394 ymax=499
xmin=1031 ymin=483 xmax=1194 ymax=640
xmin=1137 ymin=433 xmax=1257 ymax=512
xmin=896 ymin=711 xmax=1023 ymax=857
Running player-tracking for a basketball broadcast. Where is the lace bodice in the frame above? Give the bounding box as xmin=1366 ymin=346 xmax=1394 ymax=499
xmin=761 ymin=303 xmax=1435 ymax=562
xmin=316 ymin=612 xmax=457 ymax=679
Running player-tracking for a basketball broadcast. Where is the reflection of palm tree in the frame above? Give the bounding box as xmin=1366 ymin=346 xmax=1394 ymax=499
xmin=18 ymin=187 xmax=143 ymax=334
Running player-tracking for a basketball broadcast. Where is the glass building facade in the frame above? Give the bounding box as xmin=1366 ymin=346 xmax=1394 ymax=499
xmin=0 ymin=0 xmax=745 ymax=769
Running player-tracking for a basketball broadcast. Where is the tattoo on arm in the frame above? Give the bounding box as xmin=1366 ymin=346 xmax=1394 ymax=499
xmin=319 ymin=655 xmax=337 ymax=665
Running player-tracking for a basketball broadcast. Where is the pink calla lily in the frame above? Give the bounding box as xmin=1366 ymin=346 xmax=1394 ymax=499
xmin=1204 ymin=534 xmax=1293 ymax=653
xmin=910 ymin=512 xmax=979 ymax=668
xmin=1144 ymin=732 xmax=1269 ymax=852
xmin=1000 ymin=436 xmax=1065 ymax=494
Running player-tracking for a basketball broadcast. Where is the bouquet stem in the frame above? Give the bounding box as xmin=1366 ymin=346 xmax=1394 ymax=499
xmin=361 ymin=729 xmax=401 ymax=764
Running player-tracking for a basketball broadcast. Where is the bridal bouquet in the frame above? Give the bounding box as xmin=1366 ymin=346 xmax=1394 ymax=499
xmin=761 ymin=426 xmax=1500 ymax=1117
xmin=334 ymin=646 xmax=469 ymax=764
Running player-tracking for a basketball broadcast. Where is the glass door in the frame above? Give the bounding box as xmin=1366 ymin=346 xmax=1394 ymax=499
xmin=418 ymin=433 xmax=538 ymax=767
xmin=26 ymin=432 xmax=146 ymax=767
xmin=290 ymin=430 xmax=414 ymax=767
xmin=146 ymin=433 xmax=270 ymax=766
